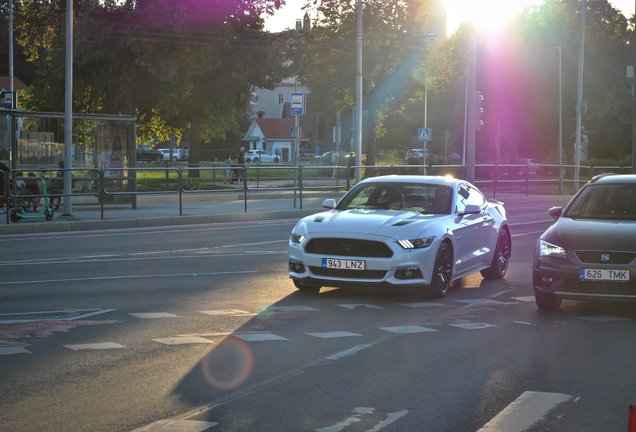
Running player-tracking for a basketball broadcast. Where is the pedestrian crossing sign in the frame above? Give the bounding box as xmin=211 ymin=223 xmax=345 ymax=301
xmin=418 ymin=128 xmax=431 ymax=141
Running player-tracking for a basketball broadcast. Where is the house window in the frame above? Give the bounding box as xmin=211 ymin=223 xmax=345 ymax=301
xmin=262 ymin=142 xmax=266 ymax=150
xmin=278 ymin=94 xmax=284 ymax=104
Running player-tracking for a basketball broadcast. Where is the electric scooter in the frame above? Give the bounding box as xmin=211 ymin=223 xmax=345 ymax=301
xmin=10 ymin=172 xmax=54 ymax=223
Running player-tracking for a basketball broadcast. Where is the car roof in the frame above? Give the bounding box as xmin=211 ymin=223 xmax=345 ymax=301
xmin=358 ymin=175 xmax=463 ymax=188
xmin=589 ymin=174 xmax=636 ymax=184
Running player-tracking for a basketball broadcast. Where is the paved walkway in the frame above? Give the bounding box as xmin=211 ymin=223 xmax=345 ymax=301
xmin=0 ymin=190 xmax=572 ymax=236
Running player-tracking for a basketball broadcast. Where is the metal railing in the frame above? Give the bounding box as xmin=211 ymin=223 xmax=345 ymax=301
xmin=1 ymin=162 xmax=633 ymax=224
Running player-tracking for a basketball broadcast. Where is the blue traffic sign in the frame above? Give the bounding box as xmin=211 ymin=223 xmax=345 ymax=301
xmin=291 ymin=93 xmax=304 ymax=116
xmin=418 ymin=128 xmax=431 ymax=141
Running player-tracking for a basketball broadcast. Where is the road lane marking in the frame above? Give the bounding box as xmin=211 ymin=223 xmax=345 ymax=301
xmin=212 ymin=239 xmax=289 ymax=249
xmin=315 ymin=407 xmax=410 ymax=432
xmin=337 ymin=304 xmax=383 ymax=310
xmin=233 ymin=333 xmax=288 ymax=342
xmin=579 ymin=316 xmax=630 ymax=322
xmin=153 ymin=337 xmax=212 ymax=345
xmin=514 ymin=321 xmax=537 ymax=326
xmin=511 ymin=296 xmax=536 ymax=302
xmin=131 ymin=420 xmax=218 ymax=431
xmin=449 ymin=323 xmax=496 ymax=330
xmin=511 ymin=230 xmax=548 ymax=237
xmin=379 ymin=326 xmax=437 ymax=334
xmin=327 ymin=344 xmax=375 ymax=360
xmin=0 ymin=270 xmax=257 ymax=285
xmin=0 ymin=347 xmax=32 ymax=355
xmin=365 ymin=410 xmax=410 ymax=432
xmin=477 ymin=391 xmax=572 ymax=432
xmin=200 ymin=309 xmax=251 ymax=316
xmin=0 ymin=308 xmax=115 ymax=324
xmin=64 ymin=342 xmax=126 ymax=351
xmin=274 ymin=306 xmax=319 ymax=312
xmin=399 ymin=302 xmax=445 ymax=308
xmin=130 ymin=313 xmax=178 ymax=319
xmin=306 ymin=331 xmax=363 ymax=339
xmin=489 ymin=289 xmax=513 ymax=298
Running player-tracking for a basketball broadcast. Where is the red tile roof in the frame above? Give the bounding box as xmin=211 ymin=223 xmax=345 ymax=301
xmin=0 ymin=76 xmax=28 ymax=92
xmin=254 ymin=118 xmax=307 ymax=140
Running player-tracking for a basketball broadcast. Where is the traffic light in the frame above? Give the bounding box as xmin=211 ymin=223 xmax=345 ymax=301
xmin=475 ymin=92 xmax=484 ymax=131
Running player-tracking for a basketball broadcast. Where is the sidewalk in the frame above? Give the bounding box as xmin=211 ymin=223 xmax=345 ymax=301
xmin=0 ymin=190 xmax=573 ymax=236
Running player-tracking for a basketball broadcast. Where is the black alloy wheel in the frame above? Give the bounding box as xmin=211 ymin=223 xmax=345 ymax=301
xmin=154 ymin=154 xmax=161 ymax=163
xmin=481 ymin=229 xmax=511 ymax=279
xmin=430 ymin=242 xmax=452 ymax=298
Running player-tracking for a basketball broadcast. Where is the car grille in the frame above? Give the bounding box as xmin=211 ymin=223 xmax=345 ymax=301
xmin=304 ymin=238 xmax=393 ymax=258
xmin=574 ymin=251 xmax=636 ymax=265
xmin=309 ymin=267 xmax=387 ymax=279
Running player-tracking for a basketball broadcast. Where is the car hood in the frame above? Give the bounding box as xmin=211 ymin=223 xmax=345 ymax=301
xmin=542 ymin=217 xmax=636 ymax=251
xmin=299 ymin=209 xmax=449 ymax=239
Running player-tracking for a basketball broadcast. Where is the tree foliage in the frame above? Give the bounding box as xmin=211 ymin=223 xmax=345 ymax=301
xmin=16 ymin=0 xmax=287 ymax=167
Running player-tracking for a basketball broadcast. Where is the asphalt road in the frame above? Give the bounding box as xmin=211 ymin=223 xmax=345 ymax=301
xmin=1 ymin=201 xmax=635 ymax=432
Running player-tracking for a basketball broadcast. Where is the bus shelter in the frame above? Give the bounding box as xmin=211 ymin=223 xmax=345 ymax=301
xmin=0 ymin=109 xmax=137 ymax=206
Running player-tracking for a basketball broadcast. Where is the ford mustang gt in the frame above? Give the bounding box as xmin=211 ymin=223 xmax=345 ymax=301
xmin=288 ymin=175 xmax=511 ymax=297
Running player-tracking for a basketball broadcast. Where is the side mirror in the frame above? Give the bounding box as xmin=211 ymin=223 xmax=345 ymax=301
xmin=323 ymin=199 xmax=336 ymax=209
xmin=461 ymin=204 xmax=481 ymax=215
xmin=548 ymin=207 xmax=563 ymax=220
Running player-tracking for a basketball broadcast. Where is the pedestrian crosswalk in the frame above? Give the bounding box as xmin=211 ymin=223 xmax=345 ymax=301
xmin=0 ymin=298 xmax=632 ymax=356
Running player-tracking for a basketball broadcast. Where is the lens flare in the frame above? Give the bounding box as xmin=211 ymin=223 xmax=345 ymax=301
xmin=200 ymin=336 xmax=254 ymax=390
xmin=255 ymin=301 xmax=274 ymax=319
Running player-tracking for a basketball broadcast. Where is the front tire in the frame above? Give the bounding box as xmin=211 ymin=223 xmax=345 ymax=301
xmin=535 ymin=290 xmax=562 ymax=310
xmin=154 ymin=154 xmax=161 ymax=163
xmin=171 ymin=156 xmax=178 ymax=163
xmin=429 ymin=242 xmax=452 ymax=298
xmin=274 ymin=158 xmax=279 ymax=164
xmin=253 ymin=157 xmax=259 ymax=164
xmin=293 ymin=280 xmax=321 ymax=294
xmin=481 ymin=229 xmax=511 ymax=279
xmin=45 ymin=208 xmax=54 ymax=221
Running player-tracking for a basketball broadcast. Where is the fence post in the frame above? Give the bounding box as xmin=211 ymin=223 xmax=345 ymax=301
xmin=178 ymin=168 xmax=183 ymax=216
xmin=525 ymin=161 xmax=529 ymax=196
xmin=100 ymin=169 xmax=105 ymax=220
xmin=243 ymin=166 xmax=247 ymax=212
xmin=299 ymin=166 xmax=303 ymax=210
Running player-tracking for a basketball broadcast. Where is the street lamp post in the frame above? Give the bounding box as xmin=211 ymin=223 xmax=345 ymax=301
xmin=574 ymin=0 xmax=587 ymax=191
xmin=355 ymin=0 xmax=363 ymax=184
xmin=550 ymin=46 xmax=563 ymax=195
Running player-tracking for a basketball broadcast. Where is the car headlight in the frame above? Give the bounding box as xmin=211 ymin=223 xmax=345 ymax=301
xmin=290 ymin=232 xmax=305 ymax=244
xmin=539 ymin=240 xmax=567 ymax=259
xmin=398 ymin=237 xmax=434 ymax=249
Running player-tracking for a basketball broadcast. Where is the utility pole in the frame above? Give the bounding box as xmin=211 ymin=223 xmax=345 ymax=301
xmin=574 ymin=0 xmax=586 ymax=190
xmin=466 ymin=21 xmax=477 ymax=184
xmin=550 ymin=46 xmax=563 ymax=194
xmin=63 ymin=0 xmax=73 ymax=216
xmin=633 ymin=0 xmax=636 ymax=174
xmin=355 ymin=0 xmax=363 ymax=184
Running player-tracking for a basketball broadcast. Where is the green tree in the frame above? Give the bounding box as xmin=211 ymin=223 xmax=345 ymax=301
xmin=16 ymin=0 xmax=287 ymax=171
xmin=296 ymin=0 xmax=431 ymax=168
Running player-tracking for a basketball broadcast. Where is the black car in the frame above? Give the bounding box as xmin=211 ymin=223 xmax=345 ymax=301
xmin=533 ymin=174 xmax=636 ymax=310
xmin=136 ymin=145 xmax=162 ymax=163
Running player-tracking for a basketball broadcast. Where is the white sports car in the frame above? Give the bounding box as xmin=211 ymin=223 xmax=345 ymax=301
xmin=288 ymin=175 xmax=511 ymax=297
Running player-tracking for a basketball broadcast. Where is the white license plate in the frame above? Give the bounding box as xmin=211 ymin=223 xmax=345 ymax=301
xmin=580 ymin=269 xmax=630 ymax=281
xmin=322 ymin=258 xmax=366 ymax=270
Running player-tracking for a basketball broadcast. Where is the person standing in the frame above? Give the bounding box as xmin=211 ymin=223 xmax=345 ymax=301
xmin=223 ymin=153 xmax=232 ymax=184
xmin=0 ymin=162 xmax=9 ymax=213
xmin=347 ymin=151 xmax=355 ymax=180
xmin=331 ymin=149 xmax=339 ymax=178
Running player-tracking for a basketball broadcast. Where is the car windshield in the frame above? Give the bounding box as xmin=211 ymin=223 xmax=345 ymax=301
xmin=564 ymin=183 xmax=636 ymax=220
xmin=336 ymin=182 xmax=453 ymax=214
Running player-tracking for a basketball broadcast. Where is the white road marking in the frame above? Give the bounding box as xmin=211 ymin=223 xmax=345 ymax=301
xmin=153 ymin=337 xmax=212 ymax=345
xmin=364 ymin=410 xmax=410 ymax=432
xmin=64 ymin=342 xmax=126 ymax=351
xmin=514 ymin=321 xmax=537 ymax=326
xmin=131 ymin=419 xmax=218 ymax=431
xmin=489 ymin=289 xmax=513 ymax=298
xmin=511 ymin=296 xmax=536 ymax=302
xmin=0 ymin=270 xmax=257 ymax=286
xmin=337 ymin=304 xmax=383 ymax=310
xmin=316 ymin=407 xmax=374 ymax=432
xmin=0 ymin=308 xmax=115 ymax=324
xmin=380 ymin=326 xmax=437 ymax=334
xmin=233 ymin=333 xmax=288 ymax=342
xmin=327 ymin=344 xmax=375 ymax=360
xmin=510 ymin=219 xmax=554 ymax=227
xmin=579 ymin=316 xmax=630 ymax=322
xmin=274 ymin=306 xmax=319 ymax=312
xmin=455 ymin=299 xmax=504 ymax=306
xmin=0 ymin=347 xmax=32 ymax=355
xmin=307 ymin=331 xmax=363 ymax=339
xmin=212 ymin=239 xmax=289 ymax=249
xmin=399 ymin=302 xmax=445 ymax=308
xmin=130 ymin=313 xmax=178 ymax=319
xmin=477 ymin=391 xmax=572 ymax=432
xmin=200 ymin=309 xmax=250 ymax=316
xmin=449 ymin=323 xmax=496 ymax=330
